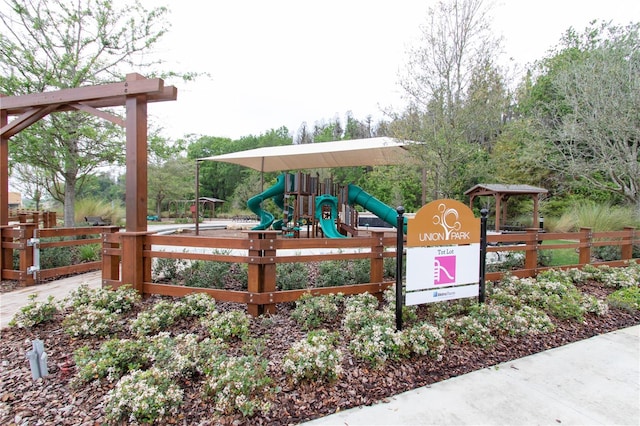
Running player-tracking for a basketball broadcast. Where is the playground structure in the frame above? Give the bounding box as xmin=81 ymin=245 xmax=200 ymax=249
xmin=247 ymin=172 xmax=403 ymax=238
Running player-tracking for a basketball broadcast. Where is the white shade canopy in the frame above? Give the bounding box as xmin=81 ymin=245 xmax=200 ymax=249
xmin=199 ymin=137 xmax=417 ymax=172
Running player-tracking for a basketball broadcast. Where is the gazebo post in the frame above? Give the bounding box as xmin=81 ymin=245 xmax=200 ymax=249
xmin=494 ymin=194 xmax=501 ymax=232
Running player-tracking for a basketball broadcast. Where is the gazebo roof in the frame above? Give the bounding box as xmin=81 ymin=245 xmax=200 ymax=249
xmin=464 ymin=184 xmax=548 ymax=197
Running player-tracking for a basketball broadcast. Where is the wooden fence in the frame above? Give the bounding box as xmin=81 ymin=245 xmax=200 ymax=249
xmin=2 ymin=224 xmax=638 ymax=316
xmin=0 ymin=224 xmax=118 ymax=285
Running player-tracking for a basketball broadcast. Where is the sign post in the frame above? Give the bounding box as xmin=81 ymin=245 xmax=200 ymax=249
xmin=395 ymin=206 xmax=405 ymax=331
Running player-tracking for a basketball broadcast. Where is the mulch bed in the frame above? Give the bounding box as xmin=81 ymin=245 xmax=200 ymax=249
xmin=0 ymin=281 xmax=638 ymax=426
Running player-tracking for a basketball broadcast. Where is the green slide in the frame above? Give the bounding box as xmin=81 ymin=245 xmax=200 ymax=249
xmin=315 ymin=195 xmax=346 ymax=238
xmin=348 ymin=184 xmax=407 ymax=234
xmin=247 ymin=174 xmax=286 ymax=230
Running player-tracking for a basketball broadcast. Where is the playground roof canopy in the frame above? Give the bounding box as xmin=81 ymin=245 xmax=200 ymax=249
xmin=199 ymin=137 xmax=417 ymax=172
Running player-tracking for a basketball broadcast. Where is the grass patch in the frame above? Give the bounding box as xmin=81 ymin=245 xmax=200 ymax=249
xmin=540 ymin=240 xmax=579 ymax=267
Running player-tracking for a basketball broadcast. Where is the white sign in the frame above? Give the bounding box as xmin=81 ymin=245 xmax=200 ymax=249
xmin=406 ymin=284 xmax=480 ymax=305
xmin=406 ymin=244 xmax=480 ymax=292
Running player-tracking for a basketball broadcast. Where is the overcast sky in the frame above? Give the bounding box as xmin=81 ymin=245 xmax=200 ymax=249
xmin=144 ymin=1 xmax=640 ymax=140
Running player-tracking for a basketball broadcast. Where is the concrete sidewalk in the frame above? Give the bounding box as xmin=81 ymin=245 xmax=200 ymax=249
xmin=0 ymin=271 xmax=102 ymax=329
xmin=303 ymin=325 xmax=640 ymax=426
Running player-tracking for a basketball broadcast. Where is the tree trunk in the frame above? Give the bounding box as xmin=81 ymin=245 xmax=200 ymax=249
xmin=64 ymin=177 xmax=76 ymax=227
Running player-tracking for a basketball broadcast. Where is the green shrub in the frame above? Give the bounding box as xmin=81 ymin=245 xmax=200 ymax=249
xmin=202 ymin=310 xmax=251 ymax=341
xmin=443 ymin=315 xmax=495 ymax=347
xmin=402 ymin=322 xmax=445 ymax=358
xmin=40 ymin=240 xmax=74 ymax=269
xmin=277 ymin=262 xmax=309 ymax=290
xmin=317 ymin=259 xmax=370 ymax=287
xmin=78 ymin=243 xmax=100 ymax=262
xmin=129 ymin=300 xmax=181 ymax=337
xmin=66 ymin=284 xmax=140 ymax=313
xmin=203 ymin=354 xmax=274 ymax=416
xmin=74 ymin=338 xmax=151 ymax=383
xmin=282 ymin=330 xmax=343 ymax=383
xmin=9 ymin=294 xmax=58 ymax=328
xmin=147 ymin=333 xmax=226 ymax=377
xmin=152 ymin=255 xmax=188 ymax=283
xmin=183 ymin=260 xmax=231 ymax=288
xmin=63 ymin=306 xmax=122 ymax=337
xmin=104 ymin=367 xmax=183 ymax=424
xmin=291 ymin=293 xmax=343 ymax=330
xmin=607 ymin=286 xmax=640 ymax=311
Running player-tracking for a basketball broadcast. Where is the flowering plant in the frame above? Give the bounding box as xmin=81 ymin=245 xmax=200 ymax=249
xmin=104 ymin=367 xmax=183 ymax=425
xmin=282 ymin=330 xmax=343 ymax=383
xmin=9 ymin=294 xmax=58 ymax=328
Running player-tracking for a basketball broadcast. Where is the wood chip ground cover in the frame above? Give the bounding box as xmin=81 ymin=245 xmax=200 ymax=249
xmin=0 ymin=279 xmax=638 ymax=426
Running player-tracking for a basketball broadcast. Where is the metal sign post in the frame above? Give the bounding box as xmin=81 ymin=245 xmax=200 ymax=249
xmin=395 ymin=206 xmax=405 ymax=331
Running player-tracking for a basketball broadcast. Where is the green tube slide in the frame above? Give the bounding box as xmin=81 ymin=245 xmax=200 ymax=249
xmin=315 ymin=195 xmax=346 ymax=238
xmin=347 ymin=184 xmax=407 ymax=234
xmin=247 ymin=173 xmax=286 ymax=230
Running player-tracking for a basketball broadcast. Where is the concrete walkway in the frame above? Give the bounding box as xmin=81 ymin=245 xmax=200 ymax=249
xmin=1 ymin=273 xmax=638 ymax=426
xmin=303 ymin=325 xmax=640 ymax=426
xmin=0 ymin=271 xmax=102 ymax=329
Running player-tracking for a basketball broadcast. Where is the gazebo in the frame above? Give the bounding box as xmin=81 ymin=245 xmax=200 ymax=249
xmin=465 ymin=184 xmax=548 ymax=233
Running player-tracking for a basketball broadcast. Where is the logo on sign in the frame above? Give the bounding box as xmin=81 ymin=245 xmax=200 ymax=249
xmin=434 ymin=255 xmax=455 ymax=285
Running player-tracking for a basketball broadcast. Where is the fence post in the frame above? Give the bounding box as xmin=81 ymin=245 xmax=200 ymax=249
xmin=621 ymin=227 xmax=635 ymax=261
xmin=579 ymin=227 xmax=592 ymax=265
xmin=102 ymin=227 xmax=121 ymax=286
xmin=119 ymin=232 xmax=147 ymax=293
xmin=524 ymin=228 xmax=539 ymax=273
xmin=0 ymin=226 xmax=10 ymax=281
xmin=246 ymin=231 xmax=278 ymax=316
xmin=19 ymin=223 xmax=36 ymax=286
xmin=370 ymin=231 xmax=385 ymax=284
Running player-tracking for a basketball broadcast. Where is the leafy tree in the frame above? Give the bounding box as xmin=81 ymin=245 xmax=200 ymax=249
xmin=187 ymin=136 xmax=248 ymax=203
xmin=0 ymin=0 xmax=190 ymax=225
xmin=187 ymin=128 xmax=292 ymax=210
xmin=524 ymin=21 xmax=640 ymax=211
xmin=76 ymin=172 xmax=123 ymax=202
xmin=148 ymin=157 xmax=194 ymax=217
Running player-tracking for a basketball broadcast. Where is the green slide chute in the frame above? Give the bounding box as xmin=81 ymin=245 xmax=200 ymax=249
xmin=247 ymin=174 xmax=286 ymax=230
xmin=315 ymin=195 xmax=346 ymax=238
xmin=348 ymin=184 xmax=407 ymax=234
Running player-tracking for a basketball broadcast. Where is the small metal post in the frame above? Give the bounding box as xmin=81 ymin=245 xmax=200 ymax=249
xmin=395 ymin=206 xmax=405 ymax=331
xmin=26 ymin=339 xmax=48 ymax=379
xmin=479 ymin=209 xmax=488 ymax=303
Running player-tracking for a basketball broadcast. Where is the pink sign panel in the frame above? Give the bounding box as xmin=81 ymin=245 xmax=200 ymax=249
xmin=434 ymin=255 xmax=456 ymax=285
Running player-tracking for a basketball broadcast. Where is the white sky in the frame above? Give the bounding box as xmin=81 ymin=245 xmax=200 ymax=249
xmin=146 ymin=0 xmax=639 ymax=141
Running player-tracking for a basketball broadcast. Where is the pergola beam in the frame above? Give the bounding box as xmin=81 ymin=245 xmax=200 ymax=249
xmin=0 ymin=77 xmax=164 ymax=112
xmin=0 ymin=73 xmax=178 ymax=292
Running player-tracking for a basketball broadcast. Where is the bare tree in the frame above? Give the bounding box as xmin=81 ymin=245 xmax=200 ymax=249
xmin=395 ymin=0 xmax=507 ymax=199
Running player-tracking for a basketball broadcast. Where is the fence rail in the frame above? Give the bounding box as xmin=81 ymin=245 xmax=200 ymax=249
xmin=2 ymin=224 xmax=638 ymax=316
xmin=0 ymin=224 xmax=118 ymax=285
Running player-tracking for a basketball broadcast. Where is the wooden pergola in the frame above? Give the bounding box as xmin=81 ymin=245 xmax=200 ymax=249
xmin=0 ymin=73 xmax=177 ymax=289
xmin=465 ymin=184 xmax=548 ymax=233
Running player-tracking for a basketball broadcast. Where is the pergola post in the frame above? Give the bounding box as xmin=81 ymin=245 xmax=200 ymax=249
xmin=0 ymin=101 xmax=10 ymax=277
xmin=121 ymin=73 xmax=150 ymax=292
